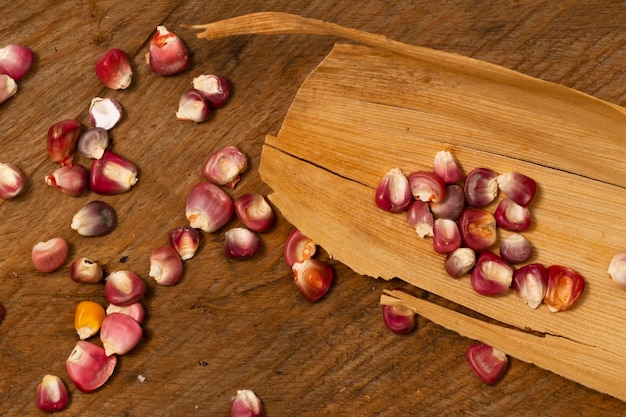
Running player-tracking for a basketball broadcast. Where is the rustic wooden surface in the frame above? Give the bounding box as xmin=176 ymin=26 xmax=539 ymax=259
xmin=1 ymin=1 xmax=625 ymax=416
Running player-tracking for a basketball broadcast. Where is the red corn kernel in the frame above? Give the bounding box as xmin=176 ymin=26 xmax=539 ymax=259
xmin=466 ymin=343 xmax=508 ymax=385
xmin=175 ymin=88 xmax=211 ymax=122
xmin=464 ymin=167 xmax=498 ymax=207
xmin=66 ymin=340 xmax=117 ymax=393
xmin=192 ymin=74 xmax=231 ymax=108
xmin=202 ymin=145 xmax=248 ymax=188
xmin=512 ymin=263 xmax=548 ymax=309
xmin=95 ymin=48 xmax=132 ymax=90
xmin=459 ymin=207 xmax=497 ymax=252
xmin=0 ymin=44 xmax=34 ymax=81
xmin=224 ymin=227 xmax=261 ymax=260
xmin=433 ymin=218 xmax=462 ymax=254
xmin=471 ymin=251 xmax=513 ymax=296
xmin=284 ymin=228 xmax=316 ymax=267
xmin=433 ymin=150 xmax=464 ymax=184
xmin=31 ymin=237 xmax=68 ymax=273
xmin=89 ymin=97 xmax=122 ymax=130
xmin=496 ymin=172 xmax=536 ymax=207
xmin=0 ymin=162 xmax=25 ymax=199
xmin=45 ymin=164 xmax=88 ymax=197
xmin=499 ymin=233 xmax=533 ymax=264
xmin=90 ymin=149 xmax=138 ymax=195
xmin=608 ymin=251 xmax=626 ymax=290
xmin=0 ymin=74 xmax=17 ymax=104
xmin=444 ymin=247 xmax=476 ymax=278
xmin=407 ymin=170 xmax=446 ymax=203
xmin=106 ymin=302 xmax=145 ymax=324
xmin=169 ymin=226 xmax=201 ymax=261
xmin=375 ymin=168 xmax=412 ymax=213
xmin=234 ymin=193 xmax=276 ymax=233
xmin=544 ymin=265 xmax=585 ymax=312
xmin=146 ymin=26 xmax=189 ymax=76
xmin=185 ymin=182 xmax=234 ymax=233
xmin=382 ymin=290 xmax=416 ymax=334
xmin=70 ymin=257 xmax=104 ymax=284
xmin=104 ymin=270 xmax=145 ymax=306
xmin=77 ymin=127 xmax=109 ymax=159
xmin=47 ymin=119 xmax=82 ymax=166
xmin=494 ymin=198 xmax=530 ymax=231
xmin=406 ymin=200 xmax=434 ymax=238
xmin=100 ymin=312 xmax=143 ymax=356
xmin=231 ymin=389 xmax=263 ymax=417
xmin=149 ymin=245 xmax=183 ymax=285
xmin=292 ymin=259 xmax=333 ymax=302
xmin=36 ymin=374 xmax=69 ymax=412
xmin=71 ymin=201 xmax=116 ymax=237
xmin=382 ymin=304 xmax=416 ymax=334
xmin=430 ymin=183 xmax=465 ymax=220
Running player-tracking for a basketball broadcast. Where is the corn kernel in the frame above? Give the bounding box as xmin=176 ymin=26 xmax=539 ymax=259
xmin=74 ymin=301 xmax=106 ymax=340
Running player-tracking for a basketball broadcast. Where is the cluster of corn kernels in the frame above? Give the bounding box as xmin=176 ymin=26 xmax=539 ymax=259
xmin=0 ymin=26 xmax=266 ymax=416
xmin=375 ymin=150 xmax=590 ymax=385
xmin=376 ymin=150 xmax=586 ymax=312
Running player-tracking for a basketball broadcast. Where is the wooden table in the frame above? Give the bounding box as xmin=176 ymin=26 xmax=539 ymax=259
xmin=2 ymin=1 xmax=625 ymax=415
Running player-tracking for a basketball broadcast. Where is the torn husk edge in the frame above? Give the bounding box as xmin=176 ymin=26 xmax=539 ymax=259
xmin=186 ymin=12 xmax=626 ymax=118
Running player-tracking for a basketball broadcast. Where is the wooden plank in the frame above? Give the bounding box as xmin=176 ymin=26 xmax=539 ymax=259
xmin=3 ymin=2 xmax=626 ymax=415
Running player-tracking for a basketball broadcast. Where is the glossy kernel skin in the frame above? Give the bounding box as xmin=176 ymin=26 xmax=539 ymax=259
xmin=382 ymin=291 xmax=416 ymax=335
xmin=544 ymin=265 xmax=585 ymax=312
xmin=35 ymin=374 xmax=69 ymax=412
xmin=512 ymin=263 xmax=548 ymax=309
xmin=185 ymin=182 xmax=234 ymax=233
xmin=201 ymin=146 xmax=248 ymax=188
xmin=494 ymin=198 xmax=531 ymax=231
xmin=234 ymin=193 xmax=276 ymax=233
xmin=104 ymin=270 xmax=146 ymax=306
xmin=283 ymin=228 xmax=316 ymax=268
xmin=292 ymin=259 xmax=333 ymax=302
xmin=74 ymin=301 xmax=106 ymax=340
xmin=71 ymin=201 xmax=117 ymax=237
xmin=471 ymin=251 xmax=513 ymax=296
xmin=459 ymin=207 xmax=497 ymax=252
xmin=230 ymin=389 xmax=263 ymax=417
xmin=66 ymin=340 xmax=117 ymax=393
xmin=0 ymin=162 xmax=26 ymax=199
xmin=375 ymin=168 xmax=412 ymax=213
xmin=31 ymin=237 xmax=68 ymax=273
xmin=149 ymin=245 xmax=184 ymax=285
xmin=496 ymin=172 xmax=537 ymax=207
xmin=95 ymin=48 xmax=132 ymax=90
xmin=89 ymin=149 xmax=138 ymax=195
xmin=70 ymin=257 xmax=104 ymax=284
xmin=406 ymin=200 xmax=434 ymax=238
xmin=464 ymin=167 xmax=498 ymax=208
xmin=407 ymin=170 xmax=446 ymax=203
xmin=433 ymin=218 xmax=462 ymax=254
xmin=466 ymin=343 xmax=508 ymax=385
xmin=169 ymin=226 xmax=201 ymax=261
xmin=224 ymin=227 xmax=261 ymax=260
xmin=47 ymin=119 xmax=82 ymax=166
xmin=147 ymin=25 xmax=190 ymax=75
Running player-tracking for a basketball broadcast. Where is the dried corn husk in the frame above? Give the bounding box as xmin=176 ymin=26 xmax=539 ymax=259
xmin=191 ymin=12 xmax=626 ymax=401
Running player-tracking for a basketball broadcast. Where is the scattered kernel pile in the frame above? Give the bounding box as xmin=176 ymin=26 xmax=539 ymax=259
xmin=1 ymin=27 xmax=266 ymax=415
xmin=375 ymin=150 xmax=588 ymax=384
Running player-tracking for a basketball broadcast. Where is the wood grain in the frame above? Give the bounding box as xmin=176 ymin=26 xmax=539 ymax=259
xmin=2 ymin=1 xmax=626 ymax=416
